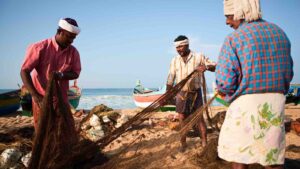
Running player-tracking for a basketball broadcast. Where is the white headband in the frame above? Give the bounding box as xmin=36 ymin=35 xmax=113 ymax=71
xmin=58 ymin=19 xmax=81 ymax=35
xmin=174 ymin=39 xmax=189 ymax=47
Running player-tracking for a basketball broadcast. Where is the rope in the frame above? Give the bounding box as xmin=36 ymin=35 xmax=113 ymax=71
xmin=179 ymin=93 xmax=217 ymax=136
xmin=96 ymin=70 xmax=199 ymax=149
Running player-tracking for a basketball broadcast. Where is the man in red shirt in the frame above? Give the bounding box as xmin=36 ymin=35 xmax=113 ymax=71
xmin=20 ymin=18 xmax=81 ymax=130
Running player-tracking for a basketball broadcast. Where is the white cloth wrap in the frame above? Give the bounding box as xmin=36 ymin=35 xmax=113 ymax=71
xmin=58 ymin=19 xmax=81 ymax=34
xmin=223 ymin=0 xmax=262 ymax=22
xmin=218 ymin=93 xmax=286 ymax=165
xmin=174 ymin=39 xmax=189 ymax=47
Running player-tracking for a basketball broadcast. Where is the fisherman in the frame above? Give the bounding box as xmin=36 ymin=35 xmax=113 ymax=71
xmin=166 ymin=35 xmax=216 ymax=151
xmin=216 ymin=0 xmax=293 ymax=168
xmin=20 ymin=18 xmax=82 ymax=130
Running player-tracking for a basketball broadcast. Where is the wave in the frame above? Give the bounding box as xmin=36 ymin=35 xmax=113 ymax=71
xmin=78 ymin=95 xmax=136 ymax=110
xmin=77 ymin=93 xmax=221 ymax=110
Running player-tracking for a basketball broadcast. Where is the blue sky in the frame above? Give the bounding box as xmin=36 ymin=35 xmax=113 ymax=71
xmin=0 ymin=0 xmax=299 ymax=89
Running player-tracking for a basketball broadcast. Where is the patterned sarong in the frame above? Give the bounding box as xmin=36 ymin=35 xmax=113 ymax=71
xmin=218 ymin=93 xmax=286 ymax=166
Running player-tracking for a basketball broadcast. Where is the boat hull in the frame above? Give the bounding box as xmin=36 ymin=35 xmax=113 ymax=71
xmin=68 ymin=95 xmax=81 ymax=109
xmin=0 ymin=90 xmax=20 ymax=115
xmin=19 ymin=85 xmax=81 ymax=115
xmin=133 ymin=93 xmax=176 ymax=111
xmin=133 ymin=93 xmax=162 ymax=108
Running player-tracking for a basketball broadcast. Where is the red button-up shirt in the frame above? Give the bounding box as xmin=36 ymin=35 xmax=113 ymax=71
xmin=21 ymin=37 xmax=81 ymax=102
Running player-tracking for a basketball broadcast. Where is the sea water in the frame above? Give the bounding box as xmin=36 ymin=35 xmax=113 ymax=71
xmin=78 ymin=88 xmax=221 ymax=110
xmin=78 ymin=88 xmax=136 ymax=110
xmin=0 ymin=88 xmax=220 ymax=110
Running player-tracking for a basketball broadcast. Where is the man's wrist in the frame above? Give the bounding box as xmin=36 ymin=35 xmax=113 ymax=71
xmin=58 ymin=72 xmax=64 ymax=79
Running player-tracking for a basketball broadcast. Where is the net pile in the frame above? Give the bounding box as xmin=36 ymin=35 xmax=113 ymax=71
xmin=28 ymin=74 xmax=107 ymax=169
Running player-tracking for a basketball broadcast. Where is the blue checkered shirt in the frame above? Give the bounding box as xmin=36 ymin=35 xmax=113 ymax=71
xmin=216 ymin=20 xmax=294 ymax=103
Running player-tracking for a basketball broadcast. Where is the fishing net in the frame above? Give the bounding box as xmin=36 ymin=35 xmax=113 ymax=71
xmin=96 ymin=70 xmax=203 ymax=149
xmin=28 ymin=74 xmax=107 ymax=169
xmin=28 ymin=70 xmax=216 ymax=169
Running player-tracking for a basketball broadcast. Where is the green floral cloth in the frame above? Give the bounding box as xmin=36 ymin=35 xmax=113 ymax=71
xmin=218 ymin=93 xmax=286 ymax=166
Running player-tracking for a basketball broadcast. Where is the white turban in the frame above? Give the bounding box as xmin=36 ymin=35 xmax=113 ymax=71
xmin=223 ymin=0 xmax=262 ymax=22
xmin=58 ymin=19 xmax=81 ymax=35
xmin=174 ymin=39 xmax=189 ymax=47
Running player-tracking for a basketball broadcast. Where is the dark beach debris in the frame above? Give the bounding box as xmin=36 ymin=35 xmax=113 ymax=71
xmin=286 ymin=144 xmax=300 ymax=153
xmin=91 ymin=104 xmax=113 ymax=116
xmin=0 ymin=133 xmax=15 ymax=143
xmin=0 ymin=125 xmax=34 ymax=154
xmin=0 ymin=126 xmax=34 ymax=144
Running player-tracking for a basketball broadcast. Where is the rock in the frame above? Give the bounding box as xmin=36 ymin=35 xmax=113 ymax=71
xmin=115 ymin=114 xmax=129 ymax=128
xmin=86 ymin=128 xmax=105 ymax=142
xmin=102 ymin=115 xmax=111 ymax=123
xmin=0 ymin=148 xmax=22 ymax=168
xmin=21 ymin=152 xmax=31 ymax=168
xmin=89 ymin=114 xmax=101 ymax=127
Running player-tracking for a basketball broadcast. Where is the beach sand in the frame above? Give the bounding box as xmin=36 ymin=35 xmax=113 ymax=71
xmin=98 ymin=105 xmax=300 ymax=169
xmin=0 ymin=105 xmax=299 ymax=169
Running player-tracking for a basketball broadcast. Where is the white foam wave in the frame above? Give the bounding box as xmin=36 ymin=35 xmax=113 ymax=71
xmin=78 ymin=95 xmax=135 ymax=110
xmin=77 ymin=92 xmax=221 ymax=110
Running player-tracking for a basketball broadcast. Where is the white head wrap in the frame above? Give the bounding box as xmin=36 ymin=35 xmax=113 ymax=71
xmin=174 ymin=39 xmax=189 ymax=47
xmin=58 ymin=18 xmax=81 ymax=35
xmin=223 ymin=0 xmax=262 ymax=22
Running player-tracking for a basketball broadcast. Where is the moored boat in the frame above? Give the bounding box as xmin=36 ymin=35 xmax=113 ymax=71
xmin=68 ymin=80 xmax=81 ymax=109
xmin=20 ymin=80 xmax=82 ymax=115
xmin=133 ymin=80 xmax=175 ymax=111
xmin=286 ymin=83 xmax=300 ymax=105
xmin=0 ymin=89 xmax=21 ymax=115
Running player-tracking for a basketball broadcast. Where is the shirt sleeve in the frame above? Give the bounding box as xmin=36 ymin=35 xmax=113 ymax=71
xmin=71 ymin=49 xmax=81 ymax=76
xmin=215 ymin=37 xmax=241 ymax=95
xmin=167 ymin=58 xmax=176 ymax=86
xmin=21 ymin=44 xmax=41 ymax=72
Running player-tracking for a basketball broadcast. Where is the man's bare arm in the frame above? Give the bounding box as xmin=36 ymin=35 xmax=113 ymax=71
xmin=20 ymin=70 xmax=43 ymax=107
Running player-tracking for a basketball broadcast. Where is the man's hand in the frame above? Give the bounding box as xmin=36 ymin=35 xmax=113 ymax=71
xmin=195 ymin=65 xmax=206 ymax=72
xmin=217 ymin=91 xmax=226 ymax=97
xmin=54 ymin=71 xmax=64 ymax=80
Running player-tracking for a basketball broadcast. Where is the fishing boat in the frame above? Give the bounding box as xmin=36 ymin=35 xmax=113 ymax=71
xmin=20 ymin=80 xmax=82 ymax=115
xmin=286 ymin=83 xmax=300 ymax=105
xmin=68 ymin=80 xmax=81 ymax=109
xmin=0 ymin=89 xmax=21 ymax=115
xmin=133 ymin=80 xmax=175 ymax=111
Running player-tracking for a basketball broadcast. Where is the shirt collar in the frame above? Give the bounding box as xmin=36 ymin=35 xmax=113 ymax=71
xmin=51 ymin=36 xmax=71 ymax=52
xmin=51 ymin=37 xmax=60 ymax=51
xmin=237 ymin=19 xmax=263 ymax=30
xmin=179 ymin=51 xmax=194 ymax=63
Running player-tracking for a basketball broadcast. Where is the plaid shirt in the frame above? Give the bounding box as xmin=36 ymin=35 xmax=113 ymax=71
xmin=167 ymin=51 xmax=215 ymax=91
xmin=216 ymin=20 xmax=294 ymax=103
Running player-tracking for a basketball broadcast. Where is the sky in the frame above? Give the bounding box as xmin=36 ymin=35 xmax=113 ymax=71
xmin=0 ymin=0 xmax=299 ymax=89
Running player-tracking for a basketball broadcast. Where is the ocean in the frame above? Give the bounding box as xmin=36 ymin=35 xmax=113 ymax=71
xmin=0 ymin=88 xmax=220 ymax=110
xmin=78 ymin=88 xmax=136 ymax=110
